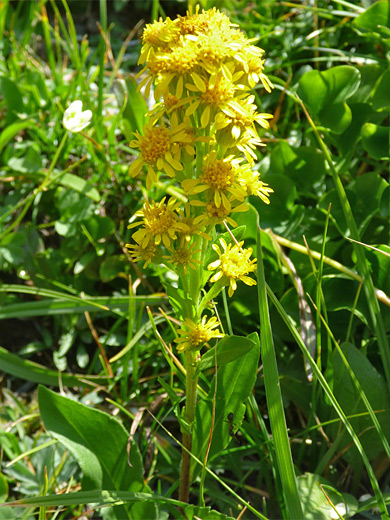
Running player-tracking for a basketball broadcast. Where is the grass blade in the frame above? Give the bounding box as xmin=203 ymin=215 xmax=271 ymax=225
xmin=257 ymin=220 xmax=304 ymax=519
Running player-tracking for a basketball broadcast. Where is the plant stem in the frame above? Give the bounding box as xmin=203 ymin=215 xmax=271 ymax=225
xmin=179 ymin=349 xmax=198 ymax=503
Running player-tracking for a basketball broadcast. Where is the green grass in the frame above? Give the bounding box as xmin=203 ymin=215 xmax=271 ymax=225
xmin=1 ymin=0 xmax=390 ymax=519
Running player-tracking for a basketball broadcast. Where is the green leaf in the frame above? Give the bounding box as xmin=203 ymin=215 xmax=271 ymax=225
xmin=372 ymin=69 xmax=390 ymax=111
xmin=337 ymin=103 xmax=373 ymax=155
xmin=83 ymin=215 xmax=115 ymax=241
xmin=319 ymin=102 xmax=352 ymax=135
xmin=0 ymin=473 xmax=8 ymax=502
xmin=38 ymin=386 xmax=157 ymax=519
xmin=6 ymin=142 xmax=43 ymax=173
xmin=114 ymin=77 xmax=149 ymax=138
xmin=0 ymin=76 xmax=26 ymax=124
xmin=2 ymin=490 xmax=234 ymax=519
xmin=99 ymin=255 xmax=127 ymax=282
xmin=192 ymin=332 xmax=260 ymax=477
xmin=298 ymin=66 xmax=361 ymax=133
xmin=0 ymin=346 xmax=107 ymax=388
xmin=319 ymin=172 xmax=388 ymax=235
xmin=0 ymin=293 xmax=166 ymax=319
xmin=0 ymin=120 xmax=34 ymax=155
xmin=365 ymin=244 xmax=390 ymax=296
xmin=353 ymin=1 xmax=390 ymax=38
xmin=330 ymin=343 xmax=390 ymax=462
xmin=58 ymin=173 xmax=101 ymax=202
xmin=197 ymin=335 xmax=255 ymax=374
xmin=270 ymin=142 xmax=326 ymax=191
xmin=164 ymin=283 xmax=196 ymax=321
xmin=298 ymin=473 xmax=358 ymax=520
xmin=361 ymin=123 xmax=389 ymax=159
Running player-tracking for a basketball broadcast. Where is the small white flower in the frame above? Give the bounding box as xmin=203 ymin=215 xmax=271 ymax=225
xmin=330 ymin=502 xmax=348 ymax=519
xmin=63 ymin=100 xmax=92 ymax=133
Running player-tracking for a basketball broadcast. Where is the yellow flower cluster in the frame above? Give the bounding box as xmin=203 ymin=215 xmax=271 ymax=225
xmin=127 ymin=7 xmax=273 ymax=352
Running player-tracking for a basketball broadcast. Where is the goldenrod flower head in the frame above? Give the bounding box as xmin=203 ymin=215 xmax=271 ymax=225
xmin=182 ymin=151 xmax=247 ymax=212
xmin=185 ymin=71 xmax=240 ymax=127
xmin=126 ymin=240 xmax=157 ymax=268
xmin=216 ymin=96 xmax=273 ymax=139
xmin=139 ymin=17 xmax=179 ymax=64
xmin=129 ymin=197 xmax=188 ymax=248
xmin=138 ymin=6 xmax=273 ymax=105
xmin=129 ymin=122 xmax=191 ymax=189
xmin=234 ymin=128 xmax=265 ymax=164
xmin=63 ymin=100 xmax=92 ymax=133
xmin=175 ymin=315 xmax=223 ymax=353
xmin=148 ymin=93 xmax=189 ymax=123
xmin=164 ymin=241 xmax=201 ymax=274
xmin=177 ymin=203 xmax=211 ymax=241
xmin=239 ymin=169 xmax=273 ymax=204
xmin=191 ymin=197 xmax=249 ymax=227
xmin=208 ymin=238 xmax=257 ymax=297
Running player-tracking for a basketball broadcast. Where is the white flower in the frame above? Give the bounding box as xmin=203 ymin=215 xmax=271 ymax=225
xmin=63 ymin=100 xmax=92 ymax=133
xmin=330 ymin=502 xmax=349 ymax=519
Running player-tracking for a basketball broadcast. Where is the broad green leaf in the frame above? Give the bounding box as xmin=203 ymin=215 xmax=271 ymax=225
xmin=348 ymin=64 xmax=383 ymax=104
xmin=365 ymin=245 xmax=390 ymax=296
xmin=372 ymin=69 xmax=390 ymax=111
xmin=0 ymin=120 xmax=34 ymax=154
xmin=191 ymin=332 xmax=260 ymax=477
xmin=58 ymin=173 xmax=100 ymax=202
xmin=99 ymin=255 xmax=127 ymax=282
xmin=298 ymin=473 xmax=358 ymax=520
xmin=83 ymin=215 xmax=115 ymax=241
xmin=319 ymin=101 xmax=352 ymax=135
xmin=6 ymin=142 xmax=43 ymax=173
xmin=330 ymin=343 xmax=390 ymax=462
xmin=270 ymin=142 xmax=326 ymax=191
xmin=197 ymin=335 xmax=255 ymax=374
xmin=319 ymin=172 xmax=388 ymax=236
xmin=298 ymin=67 xmax=360 ymax=112
xmin=0 ymin=76 xmax=26 ymax=124
xmin=298 ymin=66 xmax=360 ymax=133
xmin=353 ymin=1 xmax=390 ymax=38
xmin=38 ymin=386 xmax=157 ymax=519
xmin=253 ymin=174 xmax=297 ymax=222
xmin=337 ymin=103 xmax=373 ymax=155
xmin=361 ymin=123 xmax=389 ymax=160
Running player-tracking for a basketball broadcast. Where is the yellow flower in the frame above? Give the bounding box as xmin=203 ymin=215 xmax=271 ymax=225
xmin=138 ymin=17 xmax=179 ymax=64
xmin=176 ymin=6 xmax=232 ymax=38
xmin=128 ymin=122 xmax=190 ymax=189
xmin=234 ymin=127 xmax=265 ymax=164
xmin=207 ymin=238 xmax=257 ymax=297
xmin=126 ymin=241 xmax=157 ymax=268
xmin=163 ymin=241 xmax=201 ymax=274
xmin=129 ymin=198 xmax=189 ymax=248
xmin=148 ymin=93 xmax=189 ymax=124
xmin=240 ymin=50 xmax=274 ymax=91
xmin=176 ymin=203 xmax=211 ymax=242
xmin=190 ymin=198 xmax=249 ymax=228
xmin=182 ymin=151 xmax=247 ymax=212
xmin=175 ymin=315 xmax=223 ymax=353
xmin=139 ymin=37 xmax=200 ymax=99
xmin=185 ymin=71 xmax=242 ymax=127
xmin=238 ymin=169 xmax=273 ymax=204
xmin=215 ymin=95 xmax=273 ymax=139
